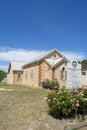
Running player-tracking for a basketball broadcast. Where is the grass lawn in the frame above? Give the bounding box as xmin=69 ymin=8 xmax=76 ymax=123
xmin=0 ymin=83 xmax=67 ymax=130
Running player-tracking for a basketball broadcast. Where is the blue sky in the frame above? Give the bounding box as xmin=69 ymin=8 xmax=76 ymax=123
xmin=0 ymin=0 xmax=87 ymax=71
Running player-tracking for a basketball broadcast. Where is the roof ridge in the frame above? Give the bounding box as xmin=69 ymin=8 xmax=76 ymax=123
xmin=22 ymin=48 xmax=69 ymax=68
xmin=22 ymin=49 xmax=57 ymax=67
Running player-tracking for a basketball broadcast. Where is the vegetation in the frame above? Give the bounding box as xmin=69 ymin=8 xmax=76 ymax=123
xmin=0 ymin=84 xmax=49 ymax=130
xmin=81 ymin=60 xmax=87 ymax=69
xmin=83 ymin=88 xmax=87 ymax=98
xmin=0 ymin=84 xmax=69 ymax=130
xmin=42 ymin=79 xmax=59 ymax=90
xmin=47 ymin=88 xmax=87 ymax=119
xmin=0 ymin=70 xmax=7 ymax=82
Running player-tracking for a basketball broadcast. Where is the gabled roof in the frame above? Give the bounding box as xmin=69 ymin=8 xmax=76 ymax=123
xmin=8 ymin=61 xmax=26 ymax=72
xmin=45 ymin=58 xmax=63 ymax=68
xmin=23 ymin=49 xmax=69 ymax=68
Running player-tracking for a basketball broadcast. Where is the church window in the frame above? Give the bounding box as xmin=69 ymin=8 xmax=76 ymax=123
xmin=30 ymin=69 xmax=34 ymax=79
xmin=25 ymin=71 xmax=28 ymax=79
xmin=61 ymin=67 xmax=66 ymax=80
xmin=82 ymin=71 xmax=86 ymax=75
xmin=54 ymin=54 xmax=57 ymax=57
xmin=17 ymin=73 xmax=21 ymax=81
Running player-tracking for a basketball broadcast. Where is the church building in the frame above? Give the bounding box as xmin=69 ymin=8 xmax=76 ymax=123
xmin=7 ymin=49 xmax=69 ymax=88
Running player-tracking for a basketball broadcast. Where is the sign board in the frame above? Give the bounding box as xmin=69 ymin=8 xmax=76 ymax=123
xmin=67 ymin=61 xmax=82 ymax=89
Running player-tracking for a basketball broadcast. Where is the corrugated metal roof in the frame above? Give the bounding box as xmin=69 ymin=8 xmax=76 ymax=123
xmin=45 ymin=58 xmax=63 ymax=68
xmin=10 ymin=61 xmax=26 ymax=71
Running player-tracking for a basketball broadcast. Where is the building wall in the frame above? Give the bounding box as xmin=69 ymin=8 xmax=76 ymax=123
xmin=81 ymin=70 xmax=87 ymax=87
xmin=13 ymin=71 xmax=23 ymax=85
xmin=22 ymin=64 xmax=39 ymax=87
xmin=44 ymin=62 xmax=52 ymax=81
xmin=7 ymin=67 xmax=14 ymax=84
xmin=55 ymin=62 xmax=67 ymax=88
xmin=46 ymin=52 xmax=62 ymax=59
xmin=7 ymin=69 xmax=23 ymax=85
xmin=8 ymin=59 xmax=87 ymax=88
xmin=40 ymin=61 xmax=67 ymax=88
xmin=22 ymin=51 xmax=68 ymax=88
xmin=39 ymin=51 xmax=63 ymax=82
xmin=8 ymin=50 xmax=68 ymax=87
xmin=40 ymin=61 xmax=45 ymax=82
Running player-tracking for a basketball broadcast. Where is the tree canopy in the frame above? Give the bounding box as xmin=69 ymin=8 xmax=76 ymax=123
xmin=0 ymin=70 xmax=7 ymax=82
xmin=81 ymin=60 xmax=87 ymax=69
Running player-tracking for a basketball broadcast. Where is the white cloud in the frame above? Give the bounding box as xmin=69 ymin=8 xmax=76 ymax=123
xmin=62 ymin=51 xmax=85 ymax=61
xmin=0 ymin=47 xmax=85 ymax=62
xmin=0 ymin=48 xmax=46 ymax=62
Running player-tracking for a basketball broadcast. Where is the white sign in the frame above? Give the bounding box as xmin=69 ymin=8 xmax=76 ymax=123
xmin=67 ymin=61 xmax=82 ymax=89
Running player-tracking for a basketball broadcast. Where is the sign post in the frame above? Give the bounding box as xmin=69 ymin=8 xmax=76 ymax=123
xmin=67 ymin=61 xmax=82 ymax=89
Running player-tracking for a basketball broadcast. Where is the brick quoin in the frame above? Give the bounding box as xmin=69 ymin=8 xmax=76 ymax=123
xmin=52 ymin=68 xmax=55 ymax=81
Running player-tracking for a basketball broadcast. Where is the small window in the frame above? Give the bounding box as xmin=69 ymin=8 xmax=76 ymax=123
xmin=61 ymin=67 xmax=66 ymax=80
xmin=82 ymin=72 xmax=86 ymax=75
xmin=54 ymin=54 xmax=57 ymax=57
xmin=17 ymin=73 xmax=21 ymax=81
xmin=30 ymin=69 xmax=34 ymax=79
xmin=25 ymin=71 xmax=28 ymax=79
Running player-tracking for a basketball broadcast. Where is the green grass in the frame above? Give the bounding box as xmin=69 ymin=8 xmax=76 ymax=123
xmin=71 ymin=128 xmax=77 ymax=130
xmin=0 ymin=83 xmax=33 ymax=89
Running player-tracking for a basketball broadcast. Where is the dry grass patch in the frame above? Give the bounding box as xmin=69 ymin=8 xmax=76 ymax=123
xmin=0 ymin=84 xmax=66 ymax=130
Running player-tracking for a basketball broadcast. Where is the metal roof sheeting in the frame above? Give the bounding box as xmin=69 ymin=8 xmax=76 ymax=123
xmin=45 ymin=58 xmax=63 ymax=68
xmin=10 ymin=61 xmax=26 ymax=71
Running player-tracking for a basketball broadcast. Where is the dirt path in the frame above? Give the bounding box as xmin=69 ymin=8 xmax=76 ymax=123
xmin=0 ymin=88 xmax=13 ymax=91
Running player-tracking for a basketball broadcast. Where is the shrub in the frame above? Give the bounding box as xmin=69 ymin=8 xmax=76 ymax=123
xmin=42 ymin=79 xmax=59 ymax=90
xmin=47 ymin=88 xmax=87 ymax=119
xmin=83 ymin=88 xmax=87 ymax=98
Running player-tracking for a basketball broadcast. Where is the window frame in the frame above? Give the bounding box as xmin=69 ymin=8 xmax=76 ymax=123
xmin=82 ymin=71 xmax=86 ymax=75
xmin=61 ymin=67 xmax=66 ymax=80
xmin=17 ymin=72 xmax=21 ymax=81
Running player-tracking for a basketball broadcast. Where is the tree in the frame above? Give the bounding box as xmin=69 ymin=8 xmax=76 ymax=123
xmin=0 ymin=70 xmax=7 ymax=82
xmin=81 ymin=60 xmax=87 ymax=69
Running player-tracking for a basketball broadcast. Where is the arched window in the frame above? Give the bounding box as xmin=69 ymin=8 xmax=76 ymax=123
xmin=62 ymin=67 xmax=66 ymax=80
xmin=25 ymin=71 xmax=28 ymax=80
xmin=30 ymin=69 xmax=34 ymax=79
xmin=17 ymin=73 xmax=21 ymax=81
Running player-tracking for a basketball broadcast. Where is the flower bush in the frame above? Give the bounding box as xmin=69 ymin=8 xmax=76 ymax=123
xmin=42 ymin=79 xmax=59 ymax=90
xmin=83 ymin=88 xmax=87 ymax=98
xmin=47 ymin=88 xmax=87 ymax=119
